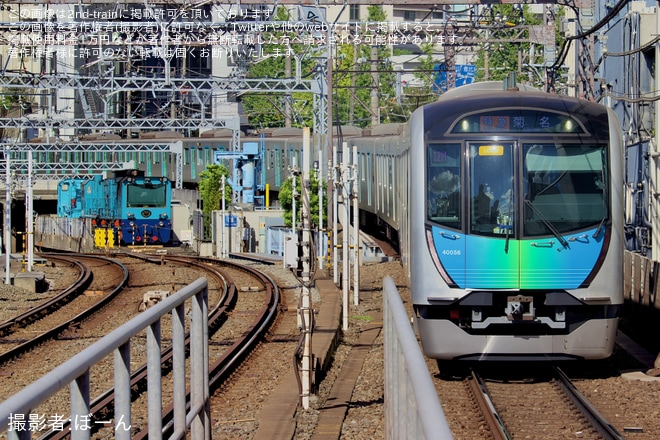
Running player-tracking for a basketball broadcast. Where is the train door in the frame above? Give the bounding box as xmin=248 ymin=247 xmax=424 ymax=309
xmin=465 ymin=141 xmax=519 ymax=289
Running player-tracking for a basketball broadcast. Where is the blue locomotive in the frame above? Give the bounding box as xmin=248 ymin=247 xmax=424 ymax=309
xmin=57 ymin=170 xmax=173 ymax=246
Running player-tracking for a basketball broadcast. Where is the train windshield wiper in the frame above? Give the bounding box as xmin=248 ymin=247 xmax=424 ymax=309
xmin=593 ymin=217 xmax=607 ymax=239
xmin=593 ymin=165 xmax=608 ymax=239
xmin=524 ymin=199 xmax=570 ymax=249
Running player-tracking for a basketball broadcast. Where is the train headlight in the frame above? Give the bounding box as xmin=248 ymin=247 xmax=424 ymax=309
xmin=129 ymin=221 xmax=135 ymax=227
xmin=158 ymin=221 xmax=165 ymax=227
xmin=159 ymin=213 xmax=168 ymax=219
xmin=128 ymin=213 xmax=135 ymax=220
xmin=460 ymin=120 xmax=469 ymax=131
xmin=564 ymin=120 xmax=574 ymax=131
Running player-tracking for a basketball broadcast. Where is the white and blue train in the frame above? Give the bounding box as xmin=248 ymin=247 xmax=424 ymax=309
xmin=348 ymin=81 xmax=624 ymax=362
xmin=109 ymin=81 xmax=623 ymax=362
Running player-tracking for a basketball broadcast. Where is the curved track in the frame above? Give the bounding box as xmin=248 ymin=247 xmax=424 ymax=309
xmin=0 ymin=254 xmax=129 ymax=365
xmin=0 ymin=255 xmax=90 ymax=337
xmin=35 ymin=254 xmax=280 ymax=439
xmin=150 ymin=256 xmax=281 ymax=439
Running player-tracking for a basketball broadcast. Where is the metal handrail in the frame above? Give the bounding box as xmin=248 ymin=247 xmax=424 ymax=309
xmin=0 ymin=277 xmax=210 ymax=440
xmin=383 ymin=276 xmax=453 ymax=440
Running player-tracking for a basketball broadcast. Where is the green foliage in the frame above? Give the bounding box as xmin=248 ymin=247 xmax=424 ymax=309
xmin=555 ymin=6 xmax=566 ymax=50
xmin=474 ymin=5 xmax=544 ymax=85
xmin=198 ymin=164 xmax=231 ymax=214
xmin=278 ymin=170 xmax=326 ymax=228
xmin=333 ymin=5 xmax=395 ymax=127
xmin=241 ymin=6 xmax=316 ymax=128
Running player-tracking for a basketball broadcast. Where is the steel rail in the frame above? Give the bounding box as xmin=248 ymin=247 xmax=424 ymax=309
xmin=135 ymin=257 xmax=280 ymax=439
xmin=0 ymin=255 xmax=90 ymax=337
xmin=554 ymin=367 xmax=625 ymax=440
xmin=466 ymin=371 xmax=511 ymax=440
xmin=35 ymin=254 xmax=279 ymax=439
xmin=39 ymin=254 xmax=233 ymax=440
xmin=0 ymin=255 xmax=129 ymax=365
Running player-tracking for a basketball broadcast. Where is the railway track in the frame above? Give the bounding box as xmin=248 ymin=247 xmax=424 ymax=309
xmin=0 ymin=254 xmax=128 ymax=365
xmin=22 ymin=254 xmax=280 ymax=439
xmin=0 ymin=252 xmax=224 ymax=429
xmin=466 ymin=366 xmax=624 ymax=440
xmin=0 ymin=255 xmax=89 ymax=336
xmin=6 ymin=253 xmax=659 ymax=440
xmin=150 ymin=257 xmax=280 ymax=439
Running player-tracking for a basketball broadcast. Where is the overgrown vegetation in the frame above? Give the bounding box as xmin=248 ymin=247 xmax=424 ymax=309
xmin=197 ymin=164 xmax=231 ymax=240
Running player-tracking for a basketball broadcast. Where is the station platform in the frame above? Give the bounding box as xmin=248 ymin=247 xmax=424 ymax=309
xmin=252 ymin=270 xmax=383 ymax=440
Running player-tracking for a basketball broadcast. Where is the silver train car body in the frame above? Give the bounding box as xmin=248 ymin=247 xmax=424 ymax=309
xmin=350 ymin=82 xmax=624 ymax=361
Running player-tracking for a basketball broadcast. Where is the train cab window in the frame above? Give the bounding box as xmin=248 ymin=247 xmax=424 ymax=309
xmin=469 ymin=143 xmax=514 ymax=236
xmin=523 ymin=143 xmax=607 ymax=236
xmin=127 ymin=183 xmax=168 ymax=208
xmin=427 ymin=144 xmax=461 ymax=228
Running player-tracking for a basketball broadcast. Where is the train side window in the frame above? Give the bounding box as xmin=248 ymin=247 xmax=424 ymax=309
xmin=427 ymin=143 xmax=461 ymax=228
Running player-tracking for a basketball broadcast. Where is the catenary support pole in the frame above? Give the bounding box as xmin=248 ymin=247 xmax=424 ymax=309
xmin=352 ymin=145 xmax=359 ymax=305
xmin=318 ymin=146 xmax=324 ymax=268
xmin=4 ymin=151 xmax=10 ymax=284
xmin=27 ymin=153 xmax=33 ymax=272
xmin=342 ymin=142 xmax=350 ymax=331
xmin=221 ymin=175 xmax=226 ymax=258
xmin=300 ymin=127 xmax=313 ymax=409
xmin=333 ymin=144 xmax=339 ymax=285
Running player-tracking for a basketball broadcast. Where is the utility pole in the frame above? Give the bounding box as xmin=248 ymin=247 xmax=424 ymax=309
xmin=285 ymin=53 xmax=292 ymax=128
xmin=370 ymin=46 xmax=379 ymax=126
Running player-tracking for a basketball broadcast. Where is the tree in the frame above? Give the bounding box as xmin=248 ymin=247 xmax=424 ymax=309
xmin=241 ymin=6 xmax=316 ymax=129
xmin=333 ymin=5 xmax=396 ymax=127
xmin=198 ymin=164 xmax=232 ymax=213
xmin=197 ymin=164 xmax=231 ymax=239
xmin=278 ymin=169 xmax=326 ymax=228
xmin=474 ymin=5 xmax=543 ymax=86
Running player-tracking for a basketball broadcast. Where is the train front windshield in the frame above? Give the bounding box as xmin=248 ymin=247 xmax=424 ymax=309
xmin=427 ymin=142 xmax=608 ymax=237
xmin=523 ymin=144 xmax=607 ymax=236
xmin=126 ymin=183 xmax=168 ymax=208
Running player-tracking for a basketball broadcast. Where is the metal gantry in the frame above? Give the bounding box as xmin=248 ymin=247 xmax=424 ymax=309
xmin=0 ymin=0 xmax=582 ymax=189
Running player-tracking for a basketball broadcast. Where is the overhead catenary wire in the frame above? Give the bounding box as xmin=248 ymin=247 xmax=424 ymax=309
xmin=549 ymin=0 xmax=631 ymax=71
